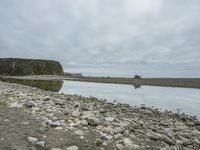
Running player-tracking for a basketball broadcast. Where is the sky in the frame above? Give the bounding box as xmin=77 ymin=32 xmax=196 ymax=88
xmin=0 ymin=0 xmax=200 ymax=77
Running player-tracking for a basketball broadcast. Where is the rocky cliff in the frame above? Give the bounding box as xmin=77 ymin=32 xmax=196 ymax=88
xmin=0 ymin=58 xmax=64 ymax=76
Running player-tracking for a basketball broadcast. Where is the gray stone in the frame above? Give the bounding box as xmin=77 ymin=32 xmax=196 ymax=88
xmin=44 ymin=96 xmax=51 ymax=101
xmin=194 ymin=139 xmax=200 ymax=145
xmin=27 ymin=137 xmax=38 ymax=144
xmin=116 ymin=144 xmax=124 ymax=150
xmin=87 ymin=117 xmax=101 ymax=126
xmin=80 ymin=104 xmax=89 ymax=111
xmin=25 ymin=101 xmax=36 ymax=107
xmin=164 ymin=128 xmax=175 ymax=140
xmin=50 ymin=121 xmax=61 ymax=127
xmin=81 ymin=119 xmax=88 ymax=126
xmin=123 ymin=138 xmax=132 ymax=146
xmin=123 ymin=144 xmax=140 ymax=150
xmin=36 ymin=141 xmax=45 ymax=147
xmin=51 ymin=148 xmax=62 ymax=150
xmin=66 ymin=145 xmax=79 ymax=150
xmin=74 ymin=130 xmax=84 ymax=136
xmin=72 ymin=110 xmax=81 ymax=117
xmin=105 ymin=117 xmax=115 ymax=122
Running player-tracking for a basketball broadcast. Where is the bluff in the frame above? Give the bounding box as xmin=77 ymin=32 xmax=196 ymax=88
xmin=0 ymin=58 xmax=64 ymax=76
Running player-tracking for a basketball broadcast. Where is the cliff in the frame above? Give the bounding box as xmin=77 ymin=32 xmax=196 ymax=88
xmin=0 ymin=58 xmax=64 ymax=76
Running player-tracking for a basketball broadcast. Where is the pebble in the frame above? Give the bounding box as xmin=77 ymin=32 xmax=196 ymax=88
xmin=36 ymin=141 xmax=45 ymax=147
xmin=51 ymin=148 xmax=62 ymax=150
xmin=81 ymin=119 xmax=88 ymax=126
xmin=55 ymin=127 xmax=63 ymax=130
xmin=72 ymin=110 xmax=81 ymax=117
xmin=123 ymin=138 xmax=132 ymax=146
xmin=116 ymin=144 xmax=124 ymax=150
xmin=27 ymin=137 xmax=38 ymax=143
xmin=87 ymin=117 xmax=101 ymax=126
xmin=25 ymin=101 xmax=36 ymax=107
xmin=66 ymin=145 xmax=79 ymax=150
xmin=74 ymin=130 xmax=84 ymax=136
xmin=50 ymin=121 xmax=61 ymax=127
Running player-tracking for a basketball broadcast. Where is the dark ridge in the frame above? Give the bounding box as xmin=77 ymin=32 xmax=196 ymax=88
xmin=0 ymin=58 xmax=64 ymax=76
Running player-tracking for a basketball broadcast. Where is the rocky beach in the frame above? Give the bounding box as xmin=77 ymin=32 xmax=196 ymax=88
xmin=0 ymin=81 xmax=200 ymax=150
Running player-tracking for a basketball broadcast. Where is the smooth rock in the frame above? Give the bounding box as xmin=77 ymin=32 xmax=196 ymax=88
xmin=123 ymin=138 xmax=132 ymax=146
xmin=87 ymin=117 xmax=101 ymax=126
xmin=81 ymin=119 xmax=88 ymax=126
xmin=55 ymin=127 xmax=63 ymax=130
xmin=27 ymin=137 xmax=38 ymax=143
xmin=74 ymin=130 xmax=84 ymax=136
xmin=116 ymin=143 xmax=124 ymax=150
xmin=66 ymin=145 xmax=78 ymax=150
xmin=51 ymin=148 xmax=62 ymax=150
xmin=25 ymin=101 xmax=36 ymax=107
xmin=72 ymin=110 xmax=81 ymax=117
xmin=50 ymin=121 xmax=61 ymax=127
xmin=123 ymin=144 xmax=140 ymax=150
xmin=36 ymin=141 xmax=45 ymax=147
xmin=105 ymin=117 xmax=115 ymax=122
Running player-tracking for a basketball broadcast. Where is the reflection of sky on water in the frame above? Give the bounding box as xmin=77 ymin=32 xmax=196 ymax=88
xmin=60 ymin=81 xmax=200 ymax=119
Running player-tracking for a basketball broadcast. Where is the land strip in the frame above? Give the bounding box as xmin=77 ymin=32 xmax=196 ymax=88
xmin=1 ymin=75 xmax=200 ymax=89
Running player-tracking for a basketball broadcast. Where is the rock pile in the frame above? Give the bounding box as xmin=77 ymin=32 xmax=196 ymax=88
xmin=0 ymin=81 xmax=200 ymax=150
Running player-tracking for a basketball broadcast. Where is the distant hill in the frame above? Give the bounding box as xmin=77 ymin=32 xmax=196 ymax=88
xmin=0 ymin=58 xmax=64 ymax=76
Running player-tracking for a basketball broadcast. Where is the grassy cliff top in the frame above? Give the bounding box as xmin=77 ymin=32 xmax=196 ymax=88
xmin=0 ymin=58 xmax=64 ymax=76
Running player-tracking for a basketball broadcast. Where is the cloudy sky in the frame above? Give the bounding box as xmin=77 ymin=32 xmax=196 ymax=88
xmin=0 ymin=0 xmax=200 ymax=77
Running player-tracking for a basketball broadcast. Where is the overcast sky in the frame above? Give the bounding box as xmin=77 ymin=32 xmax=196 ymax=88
xmin=0 ymin=0 xmax=200 ymax=77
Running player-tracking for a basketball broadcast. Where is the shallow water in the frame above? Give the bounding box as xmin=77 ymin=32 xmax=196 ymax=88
xmin=60 ymin=80 xmax=200 ymax=119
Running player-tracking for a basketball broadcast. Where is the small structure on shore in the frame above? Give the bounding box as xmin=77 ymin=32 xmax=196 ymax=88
xmin=133 ymin=75 xmax=142 ymax=79
xmin=64 ymin=72 xmax=82 ymax=77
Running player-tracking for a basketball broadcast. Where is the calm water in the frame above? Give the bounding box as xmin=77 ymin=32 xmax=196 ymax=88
xmin=60 ymin=81 xmax=200 ymax=119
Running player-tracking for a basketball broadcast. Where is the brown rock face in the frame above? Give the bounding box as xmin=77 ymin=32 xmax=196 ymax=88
xmin=0 ymin=58 xmax=64 ymax=76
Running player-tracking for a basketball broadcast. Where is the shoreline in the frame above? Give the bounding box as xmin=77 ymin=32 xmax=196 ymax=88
xmin=2 ymin=75 xmax=200 ymax=89
xmin=0 ymin=81 xmax=200 ymax=149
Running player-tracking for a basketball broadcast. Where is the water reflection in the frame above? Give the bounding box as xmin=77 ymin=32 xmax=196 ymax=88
xmin=133 ymin=83 xmax=141 ymax=89
xmin=2 ymin=78 xmax=63 ymax=92
xmin=60 ymin=81 xmax=200 ymax=119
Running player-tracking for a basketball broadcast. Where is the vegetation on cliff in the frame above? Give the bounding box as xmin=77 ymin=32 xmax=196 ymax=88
xmin=0 ymin=58 xmax=64 ymax=76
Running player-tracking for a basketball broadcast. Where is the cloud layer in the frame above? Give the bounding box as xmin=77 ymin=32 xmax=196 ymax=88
xmin=0 ymin=0 xmax=200 ymax=77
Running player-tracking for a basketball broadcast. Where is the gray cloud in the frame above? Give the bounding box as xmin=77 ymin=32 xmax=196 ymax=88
xmin=0 ymin=0 xmax=200 ymax=77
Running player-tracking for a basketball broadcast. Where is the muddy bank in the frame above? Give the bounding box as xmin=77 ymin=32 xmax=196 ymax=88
xmin=0 ymin=81 xmax=200 ymax=150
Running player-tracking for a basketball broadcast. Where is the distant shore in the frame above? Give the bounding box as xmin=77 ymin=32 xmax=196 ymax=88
xmin=1 ymin=75 xmax=200 ymax=89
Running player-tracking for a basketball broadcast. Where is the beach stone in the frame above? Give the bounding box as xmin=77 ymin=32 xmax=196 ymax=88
xmin=27 ymin=137 xmax=38 ymax=143
xmin=194 ymin=139 xmax=200 ymax=145
xmin=123 ymin=138 xmax=132 ymax=146
xmin=72 ymin=110 xmax=81 ymax=117
xmin=50 ymin=121 xmax=61 ymax=127
xmin=55 ymin=127 xmax=63 ymax=130
xmin=64 ymin=109 xmax=71 ymax=116
xmin=44 ymin=96 xmax=51 ymax=101
xmin=81 ymin=119 xmax=88 ymax=126
xmin=105 ymin=117 xmax=115 ymax=122
xmin=74 ymin=130 xmax=84 ymax=136
xmin=164 ymin=128 xmax=175 ymax=140
xmin=87 ymin=117 xmax=101 ymax=126
xmin=36 ymin=141 xmax=45 ymax=147
xmin=25 ymin=101 xmax=36 ymax=107
xmin=123 ymin=144 xmax=140 ymax=150
xmin=74 ymin=102 xmax=80 ymax=108
xmin=66 ymin=145 xmax=78 ymax=150
xmin=116 ymin=143 xmax=124 ymax=150
xmin=80 ymin=104 xmax=89 ymax=111
xmin=51 ymin=148 xmax=62 ymax=150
